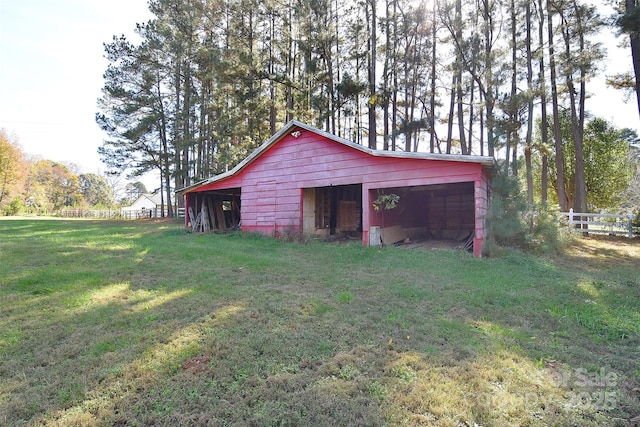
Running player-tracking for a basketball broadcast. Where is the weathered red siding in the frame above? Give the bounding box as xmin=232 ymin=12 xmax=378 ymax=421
xmin=182 ymin=122 xmax=492 ymax=256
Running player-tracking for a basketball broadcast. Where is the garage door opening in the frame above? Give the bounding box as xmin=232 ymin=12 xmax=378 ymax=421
xmin=369 ymin=182 xmax=475 ymax=249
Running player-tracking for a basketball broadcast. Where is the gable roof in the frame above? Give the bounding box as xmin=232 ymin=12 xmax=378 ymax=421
xmin=177 ymin=120 xmax=494 ymax=195
xmin=122 ymin=192 xmax=163 ymax=210
xmin=144 ymin=192 xmax=163 ymax=206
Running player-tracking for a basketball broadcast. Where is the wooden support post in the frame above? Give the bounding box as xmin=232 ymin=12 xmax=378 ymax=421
xmin=207 ymin=196 xmax=216 ymax=230
xmin=200 ymin=203 xmax=208 ymax=232
xmin=215 ymin=198 xmax=226 ymax=230
xmin=230 ymin=199 xmax=239 ymax=228
xmin=189 ymin=207 xmax=196 ymax=231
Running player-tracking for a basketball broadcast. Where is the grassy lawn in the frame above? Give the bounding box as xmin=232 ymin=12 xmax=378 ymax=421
xmin=0 ymin=218 xmax=639 ymax=426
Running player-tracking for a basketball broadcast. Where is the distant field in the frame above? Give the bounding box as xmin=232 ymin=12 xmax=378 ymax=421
xmin=1 ymin=218 xmax=638 ymax=426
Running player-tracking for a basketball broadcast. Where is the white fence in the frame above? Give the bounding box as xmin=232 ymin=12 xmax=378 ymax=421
xmin=120 ymin=209 xmax=164 ymax=219
xmin=60 ymin=209 xmax=121 ymax=219
xmin=60 ymin=208 xmax=183 ymax=219
xmin=559 ymin=209 xmax=634 ymax=238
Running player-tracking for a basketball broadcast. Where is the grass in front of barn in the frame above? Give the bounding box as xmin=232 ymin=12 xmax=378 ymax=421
xmin=0 ymin=218 xmax=639 ymax=426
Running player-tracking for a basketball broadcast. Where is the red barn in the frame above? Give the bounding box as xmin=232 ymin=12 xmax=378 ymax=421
xmin=177 ymin=121 xmax=494 ymax=257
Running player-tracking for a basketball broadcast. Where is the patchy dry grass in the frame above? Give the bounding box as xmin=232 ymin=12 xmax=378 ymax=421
xmin=0 ymin=219 xmax=639 ymax=426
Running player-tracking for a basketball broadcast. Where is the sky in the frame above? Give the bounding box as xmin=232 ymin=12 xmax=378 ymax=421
xmin=0 ymin=0 xmax=639 ymax=190
xmin=0 ymin=0 xmax=155 ymax=186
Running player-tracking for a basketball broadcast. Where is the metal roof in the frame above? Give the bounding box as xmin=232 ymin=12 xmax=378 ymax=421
xmin=177 ymin=120 xmax=495 ymax=195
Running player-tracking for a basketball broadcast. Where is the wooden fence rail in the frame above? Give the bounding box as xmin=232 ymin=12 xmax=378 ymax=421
xmin=559 ymin=209 xmax=634 ymax=238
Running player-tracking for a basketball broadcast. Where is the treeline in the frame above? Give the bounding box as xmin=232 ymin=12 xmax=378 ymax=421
xmin=0 ymin=130 xmax=147 ymax=215
xmin=96 ymin=0 xmax=635 ymax=216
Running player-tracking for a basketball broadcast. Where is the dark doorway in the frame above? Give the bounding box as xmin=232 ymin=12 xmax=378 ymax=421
xmin=311 ymin=184 xmax=362 ymax=236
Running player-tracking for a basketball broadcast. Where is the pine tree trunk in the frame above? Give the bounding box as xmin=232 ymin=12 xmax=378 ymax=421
xmin=482 ymin=0 xmax=495 ymax=158
xmin=626 ymin=0 xmax=640 ymax=118
xmin=429 ymin=0 xmax=437 ymax=153
xmin=446 ymin=74 xmax=456 ymax=154
xmin=574 ymin=1 xmax=588 ymax=213
xmin=368 ymin=0 xmax=377 ymax=150
xmin=525 ymin=0 xmax=534 ymax=204
xmin=538 ymin=0 xmax=549 ymax=204
xmin=508 ymin=0 xmax=518 ymax=176
xmin=455 ymin=0 xmax=466 ymax=155
xmin=547 ymin=0 xmax=567 ymax=211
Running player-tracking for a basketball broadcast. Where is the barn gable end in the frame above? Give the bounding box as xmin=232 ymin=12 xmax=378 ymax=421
xmin=178 ymin=120 xmax=493 ymax=257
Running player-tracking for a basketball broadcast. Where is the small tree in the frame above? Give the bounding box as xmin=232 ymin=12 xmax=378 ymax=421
xmin=487 ymin=172 xmax=564 ymax=256
xmin=6 ymin=196 xmax=24 ymax=216
xmin=486 ymin=173 xmax=527 ymax=253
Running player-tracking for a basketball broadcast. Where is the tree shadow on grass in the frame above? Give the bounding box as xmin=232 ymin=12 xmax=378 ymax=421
xmin=1 ymin=220 xmax=639 ymax=426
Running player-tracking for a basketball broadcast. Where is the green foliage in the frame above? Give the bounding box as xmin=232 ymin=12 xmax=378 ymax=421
xmin=337 ymin=290 xmax=354 ymax=303
xmin=583 ymin=119 xmax=635 ymax=209
xmin=120 ymin=181 xmax=148 ymax=206
xmin=522 ymin=207 xmax=566 ymax=254
xmin=617 ymin=2 xmax=640 ymax=34
xmin=486 ymin=173 xmax=527 ymax=254
xmin=533 ymin=113 xmax=635 ymax=210
xmin=79 ymin=173 xmax=115 ymax=207
xmin=5 ymin=197 xmax=25 ymax=216
xmin=336 ymin=73 xmax=368 ymax=101
xmin=486 ymin=172 xmax=565 ymax=256
xmin=372 ymin=191 xmax=399 ymax=211
xmin=373 ymin=191 xmax=400 ymax=245
xmin=633 ymin=209 xmax=640 ymax=236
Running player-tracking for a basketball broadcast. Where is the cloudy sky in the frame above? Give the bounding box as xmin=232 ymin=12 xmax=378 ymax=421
xmin=0 ymin=0 xmax=638 ymax=188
